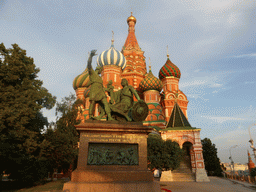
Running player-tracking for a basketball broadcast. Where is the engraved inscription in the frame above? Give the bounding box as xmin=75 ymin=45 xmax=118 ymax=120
xmin=82 ymin=134 xmax=144 ymax=143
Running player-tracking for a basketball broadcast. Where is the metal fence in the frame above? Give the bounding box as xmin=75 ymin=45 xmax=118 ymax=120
xmin=224 ymin=172 xmax=256 ymax=183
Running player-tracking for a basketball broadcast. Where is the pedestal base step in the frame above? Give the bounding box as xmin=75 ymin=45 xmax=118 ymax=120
xmin=63 ymin=181 xmax=161 ymax=192
xmin=160 ymin=170 xmax=195 ymax=182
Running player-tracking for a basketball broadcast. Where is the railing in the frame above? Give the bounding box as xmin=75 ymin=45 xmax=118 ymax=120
xmin=224 ymin=172 xmax=256 ymax=184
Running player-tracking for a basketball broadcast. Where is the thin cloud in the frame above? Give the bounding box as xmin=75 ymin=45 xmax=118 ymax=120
xmin=201 ymin=116 xmax=248 ymax=123
xmin=189 ymin=37 xmax=219 ymax=51
xmin=180 ymin=79 xmax=208 ymax=88
xmin=234 ymin=53 xmax=256 ymax=58
xmin=212 ymin=128 xmax=249 ymax=148
xmin=245 ymin=81 xmax=255 ymax=84
xmin=210 ymin=83 xmax=223 ymax=88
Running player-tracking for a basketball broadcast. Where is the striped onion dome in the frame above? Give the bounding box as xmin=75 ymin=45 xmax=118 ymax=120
xmin=72 ymin=68 xmax=90 ymax=90
xmin=139 ymin=68 xmax=163 ymax=92
xmin=97 ymin=40 xmax=126 ymax=70
xmin=159 ymin=56 xmax=181 ymax=80
xmin=83 ymin=88 xmax=90 ymax=98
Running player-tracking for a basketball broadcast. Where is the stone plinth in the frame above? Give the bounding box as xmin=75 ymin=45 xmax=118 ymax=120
xmin=63 ymin=121 xmax=161 ymax=192
xmin=195 ymin=169 xmax=210 ymax=182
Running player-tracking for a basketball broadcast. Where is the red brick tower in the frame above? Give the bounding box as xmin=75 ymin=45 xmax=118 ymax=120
xmin=121 ymin=12 xmax=147 ymax=91
xmin=159 ymin=49 xmax=189 ymax=122
xmin=139 ymin=58 xmax=165 ymax=128
xmin=248 ymin=150 xmax=255 ymax=173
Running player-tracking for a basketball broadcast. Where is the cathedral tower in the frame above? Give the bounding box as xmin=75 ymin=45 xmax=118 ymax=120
xmin=139 ymin=58 xmax=165 ymax=128
xmin=97 ymin=34 xmax=126 ymax=90
xmin=121 ymin=12 xmax=147 ymax=91
xmin=159 ymin=50 xmax=189 ymax=122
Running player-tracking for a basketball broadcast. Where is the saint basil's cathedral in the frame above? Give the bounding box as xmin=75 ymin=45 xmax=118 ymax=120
xmin=72 ymin=13 xmax=209 ymax=182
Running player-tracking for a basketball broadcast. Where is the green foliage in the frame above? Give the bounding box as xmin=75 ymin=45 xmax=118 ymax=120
xmin=8 ymin=159 xmax=50 ymax=184
xmin=41 ymin=94 xmax=82 ymax=173
xmin=0 ymin=43 xmax=56 ymax=183
xmin=147 ymin=133 xmax=183 ymax=171
xmin=201 ymin=138 xmax=223 ymax=176
xmin=162 ymin=139 xmax=183 ymax=171
xmin=250 ymin=167 xmax=256 ymax=177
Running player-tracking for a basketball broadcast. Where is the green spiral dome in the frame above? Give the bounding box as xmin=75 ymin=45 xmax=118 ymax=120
xmin=139 ymin=70 xmax=163 ymax=92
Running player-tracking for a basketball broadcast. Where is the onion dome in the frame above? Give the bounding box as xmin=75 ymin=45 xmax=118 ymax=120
xmin=72 ymin=68 xmax=90 ymax=90
xmin=83 ymin=88 xmax=90 ymax=98
xmin=97 ymin=34 xmax=126 ymax=70
xmin=139 ymin=58 xmax=163 ymax=92
xmin=159 ymin=49 xmax=181 ymax=80
xmin=127 ymin=12 xmax=136 ymax=24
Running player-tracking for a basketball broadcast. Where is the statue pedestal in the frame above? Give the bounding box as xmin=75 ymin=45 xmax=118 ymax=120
xmin=63 ymin=121 xmax=161 ymax=192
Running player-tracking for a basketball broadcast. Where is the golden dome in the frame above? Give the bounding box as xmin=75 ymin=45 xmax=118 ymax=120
xmin=127 ymin=12 xmax=136 ymax=24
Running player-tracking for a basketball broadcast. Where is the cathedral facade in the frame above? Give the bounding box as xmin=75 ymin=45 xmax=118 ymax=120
xmin=72 ymin=13 xmax=209 ymax=182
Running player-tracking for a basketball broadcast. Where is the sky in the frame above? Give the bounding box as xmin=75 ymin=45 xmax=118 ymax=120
xmin=0 ymin=0 xmax=256 ymax=164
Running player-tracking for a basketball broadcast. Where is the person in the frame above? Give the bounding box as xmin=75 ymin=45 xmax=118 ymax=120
xmin=85 ymin=50 xmax=114 ymax=121
xmin=110 ymin=78 xmax=141 ymax=121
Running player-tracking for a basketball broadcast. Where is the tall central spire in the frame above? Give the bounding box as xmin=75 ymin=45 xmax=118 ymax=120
xmin=121 ymin=13 xmax=147 ymax=90
xmin=123 ymin=12 xmax=141 ymax=51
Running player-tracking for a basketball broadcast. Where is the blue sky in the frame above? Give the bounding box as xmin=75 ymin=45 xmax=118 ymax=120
xmin=1 ymin=0 xmax=255 ymax=164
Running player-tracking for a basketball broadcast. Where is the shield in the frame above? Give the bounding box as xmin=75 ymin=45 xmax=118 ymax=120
xmin=131 ymin=100 xmax=149 ymax=122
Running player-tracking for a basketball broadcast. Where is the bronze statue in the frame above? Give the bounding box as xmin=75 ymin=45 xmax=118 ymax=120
xmin=84 ymin=50 xmax=148 ymax=122
xmin=85 ymin=50 xmax=114 ymax=121
xmin=109 ymin=78 xmax=141 ymax=121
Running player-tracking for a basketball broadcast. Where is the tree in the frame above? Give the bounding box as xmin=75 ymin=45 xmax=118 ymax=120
xmin=201 ymin=138 xmax=223 ymax=176
xmin=250 ymin=168 xmax=256 ymax=177
xmin=0 ymin=43 xmax=56 ymax=183
xmin=147 ymin=133 xmax=183 ymax=172
xmin=41 ymin=94 xmax=82 ymax=177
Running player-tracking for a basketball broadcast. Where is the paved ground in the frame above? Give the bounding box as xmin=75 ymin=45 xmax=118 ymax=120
xmin=160 ymin=177 xmax=256 ymax=192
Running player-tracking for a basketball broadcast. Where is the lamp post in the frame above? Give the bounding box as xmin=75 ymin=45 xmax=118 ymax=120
xmin=229 ymin=145 xmax=238 ymax=174
xmin=248 ymin=123 xmax=256 ymax=162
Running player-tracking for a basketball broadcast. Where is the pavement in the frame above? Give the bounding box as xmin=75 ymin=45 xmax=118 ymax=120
xmin=159 ymin=177 xmax=256 ymax=192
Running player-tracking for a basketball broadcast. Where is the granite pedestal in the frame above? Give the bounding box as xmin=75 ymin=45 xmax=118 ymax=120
xmin=63 ymin=121 xmax=161 ymax=192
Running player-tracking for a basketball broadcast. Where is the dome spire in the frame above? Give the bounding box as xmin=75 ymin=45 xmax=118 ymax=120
xmin=111 ymin=31 xmax=114 ymax=47
xmin=127 ymin=12 xmax=136 ymax=25
xmin=123 ymin=13 xmax=140 ymax=51
xmin=149 ymin=57 xmax=152 ymax=72
xmin=167 ymin=45 xmax=169 ymax=59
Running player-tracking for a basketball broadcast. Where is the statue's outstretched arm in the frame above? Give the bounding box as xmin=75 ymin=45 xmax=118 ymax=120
xmin=87 ymin=50 xmax=97 ymax=74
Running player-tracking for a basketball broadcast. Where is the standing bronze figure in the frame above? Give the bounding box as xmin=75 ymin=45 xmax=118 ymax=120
xmin=85 ymin=50 xmax=114 ymax=121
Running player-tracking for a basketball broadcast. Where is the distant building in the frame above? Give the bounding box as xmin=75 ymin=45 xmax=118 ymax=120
xmin=222 ymin=162 xmax=249 ymax=175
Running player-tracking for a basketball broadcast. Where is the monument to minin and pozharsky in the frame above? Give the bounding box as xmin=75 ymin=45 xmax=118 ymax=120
xmin=63 ymin=50 xmax=161 ymax=191
xmin=64 ymin=13 xmax=209 ymax=191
